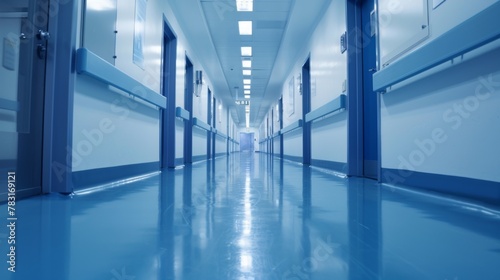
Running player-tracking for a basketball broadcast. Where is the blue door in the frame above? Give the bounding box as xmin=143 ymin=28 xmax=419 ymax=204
xmin=240 ymin=133 xmax=254 ymax=152
xmin=0 ymin=0 xmax=49 ymax=201
xmin=161 ymin=18 xmax=177 ymax=168
xmin=184 ymin=57 xmax=194 ymax=164
xmin=362 ymin=0 xmax=380 ymax=180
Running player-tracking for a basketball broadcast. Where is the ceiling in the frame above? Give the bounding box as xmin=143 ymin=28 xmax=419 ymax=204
xmin=170 ymin=0 xmax=332 ymax=128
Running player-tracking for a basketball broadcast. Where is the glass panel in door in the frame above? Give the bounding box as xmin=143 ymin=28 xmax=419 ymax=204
xmin=0 ymin=0 xmax=48 ymax=201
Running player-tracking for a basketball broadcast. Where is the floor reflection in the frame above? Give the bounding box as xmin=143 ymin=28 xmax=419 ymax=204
xmin=0 ymin=153 xmax=499 ymax=279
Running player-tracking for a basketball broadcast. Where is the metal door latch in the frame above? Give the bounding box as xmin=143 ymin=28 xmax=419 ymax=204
xmin=37 ymin=44 xmax=47 ymax=59
xmin=37 ymin=30 xmax=50 ymax=40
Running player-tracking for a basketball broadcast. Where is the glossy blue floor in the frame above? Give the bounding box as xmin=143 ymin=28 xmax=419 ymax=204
xmin=1 ymin=152 xmax=500 ymax=279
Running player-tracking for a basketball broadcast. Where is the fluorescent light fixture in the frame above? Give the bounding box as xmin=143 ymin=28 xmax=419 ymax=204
xmin=238 ymin=21 xmax=252 ymax=35
xmin=87 ymin=0 xmax=116 ymax=11
xmin=243 ymin=79 xmax=251 ymax=85
xmin=244 ymin=90 xmax=251 ymax=94
xmin=244 ymin=85 xmax=251 ymax=90
xmin=242 ymin=60 xmax=252 ymax=68
xmin=236 ymin=0 xmax=253 ymax=12
xmin=244 ymin=95 xmax=251 ymax=99
xmin=243 ymin=70 xmax=252 ymax=76
xmin=241 ymin=47 xmax=252 ymax=57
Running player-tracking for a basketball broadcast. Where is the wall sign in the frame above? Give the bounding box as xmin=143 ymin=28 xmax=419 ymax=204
xmin=235 ymin=100 xmax=250 ymax=105
xmin=133 ymin=0 xmax=147 ymax=69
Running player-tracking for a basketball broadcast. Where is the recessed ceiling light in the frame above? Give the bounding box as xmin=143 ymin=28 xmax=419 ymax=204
xmin=244 ymin=95 xmax=251 ymax=99
xmin=242 ymin=60 xmax=252 ymax=68
xmin=238 ymin=21 xmax=252 ymax=36
xmin=244 ymin=90 xmax=251 ymax=94
xmin=243 ymin=79 xmax=251 ymax=85
xmin=244 ymin=85 xmax=251 ymax=90
xmin=243 ymin=69 xmax=252 ymax=76
xmin=236 ymin=0 xmax=253 ymax=12
xmin=241 ymin=47 xmax=252 ymax=57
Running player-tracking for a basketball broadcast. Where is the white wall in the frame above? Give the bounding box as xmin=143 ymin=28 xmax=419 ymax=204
xmin=381 ymin=48 xmax=500 ymax=182
xmin=73 ymin=76 xmax=160 ymax=171
xmin=279 ymin=0 xmax=348 ymax=164
xmin=379 ymin=0 xmax=498 ymax=69
xmin=380 ymin=1 xmax=500 ymax=183
xmin=73 ymin=0 xmax=229 ymax=171
xmin=285 ymin=129 xmax=303 ymax=158
xmin=192 ymin=127 xmax=207 ymax=158
xmin=310 ymin=0 xmax=347 ymax=164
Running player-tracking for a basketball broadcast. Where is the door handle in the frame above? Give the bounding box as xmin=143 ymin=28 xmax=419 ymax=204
xmin=37 ymin=30 xmax=50 ymax=41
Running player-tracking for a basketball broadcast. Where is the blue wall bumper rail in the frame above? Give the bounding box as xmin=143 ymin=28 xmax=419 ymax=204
xmin=373 ymin=2 xmax=500 ymax=92
xmin=192 ymin=117 xmax=212 ymax=131
xmin=272 ymin=132 xmax=281 ymax=139
xmin=280 ymin=120 xmax=303 ymax=135
xmin=175 ymin=107 xmax=190 ymax=121
xmin=0 ymin=98 xmax=19 ymax=111
xmin=305 ymin=94 xmax=346 ymax=123
xmin=76 ymin=48 xmax=166 ymax=109
xmin=216 ymin=131 xmax=228 ymax=139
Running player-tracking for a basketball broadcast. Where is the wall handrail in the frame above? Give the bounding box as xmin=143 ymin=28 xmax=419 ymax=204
xmin=305 ymin=94 xmax=346 ymax=123
xmin=192 ymin=117 xmax=212 ymax=131
xmin=76 ymin=48 xmax=166 ymax=109
xmin=216 ymin=131 xmax=228 ymax=139
xmin=373 ymin=2 xmax=500 ymax=92
xmin=0 ymin=98 xmax=19 ymax=112
xmin=272 ymin=132 xmax=281 ymax=138
xmin=175 ymin=107 xmax=190 ymax=121
xmin=280 ymin=120 xmax=303 ymax=135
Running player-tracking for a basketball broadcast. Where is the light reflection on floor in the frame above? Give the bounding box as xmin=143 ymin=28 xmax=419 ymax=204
xmin=0 ymin=152 xmax=499 ymax=279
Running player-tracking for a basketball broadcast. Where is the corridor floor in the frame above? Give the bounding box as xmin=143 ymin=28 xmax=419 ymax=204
xmin=1 ymin=152 xmax=500 ymax=279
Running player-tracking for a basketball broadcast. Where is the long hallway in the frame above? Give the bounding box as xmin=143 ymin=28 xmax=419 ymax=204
xmin=2 ymin=153 xmax=500 ymax=279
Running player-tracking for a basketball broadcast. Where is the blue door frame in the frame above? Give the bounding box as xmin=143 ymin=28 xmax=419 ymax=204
xmin=279 ymin=97 xmax=284 ymax=158
xmin=271 ymin=109 xmax=274 ymax=156
xmin=361 ymin=0 xmax=380 ymax=180
xmin=44 ymin=0 xmax=78 ymax=194
xmin=302 ymin=58 xmax=312 ymax=165
xmin=346 ymin=0 xmax=381 ymax=180
xmin=161 ymin=17 xmax=177 ymax=168
xmin=212 ymin=97 xmax=216 ymax=158
xmin=346 ymin=0 xmax=364 ymax=177
xmin=184 ymin=57 xmax=194 ymax=164
xmin=226 ymin=109 xmax=230 ymax=155
xmin=207 ymin=88 xmax=212 ymax=159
